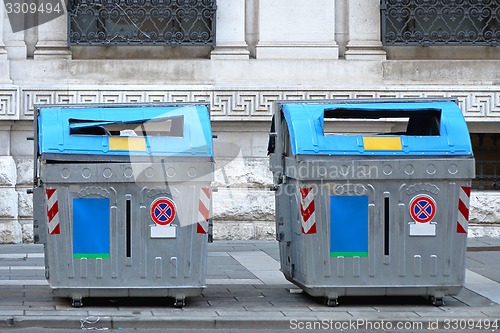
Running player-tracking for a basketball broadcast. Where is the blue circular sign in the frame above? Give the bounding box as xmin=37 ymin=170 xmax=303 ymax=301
xmin=150 ymin=197 xmax=176 ymax=225
xmin=409 ymin=195 xmax=436 ymax=223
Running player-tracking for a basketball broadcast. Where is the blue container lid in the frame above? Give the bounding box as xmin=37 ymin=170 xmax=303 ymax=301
xmin=281 ymin=101 xmax=473 ymax=156
xmin=38 ymin=105 xmax=213 ymax=157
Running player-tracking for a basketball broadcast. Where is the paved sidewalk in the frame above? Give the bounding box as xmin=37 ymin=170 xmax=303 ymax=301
xmin=0 ymin=238 xmax=498 ymax=330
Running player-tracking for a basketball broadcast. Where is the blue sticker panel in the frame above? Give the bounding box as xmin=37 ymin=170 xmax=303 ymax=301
xmin=330 ymin=196 xmax=369 ymax=257
xmin=73 ymin=198 xmax=110 ymax=258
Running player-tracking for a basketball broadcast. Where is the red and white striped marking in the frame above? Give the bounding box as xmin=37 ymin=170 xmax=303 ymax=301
xmin=457 ymin=186 xmax=471 ymax=234
xmin=299 ymin=187 xmax=316 ymax=234
xmin=46 ymin=188 xmax=60 ymax=235
xmin=197 ymin=187 xmax=211 ymax=234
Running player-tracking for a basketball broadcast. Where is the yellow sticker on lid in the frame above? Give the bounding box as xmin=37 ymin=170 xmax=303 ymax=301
xmin=109 ymin=137 xmax=146 ymax=151
xmin=363 ymin=137 xmax=402 ymax=151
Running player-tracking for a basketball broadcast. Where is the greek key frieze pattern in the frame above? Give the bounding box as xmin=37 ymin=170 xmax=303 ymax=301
xmin=12 ymin=88 xmax=500 ymax=121
xmin=0 ymin=89 xmax=18 ymax=120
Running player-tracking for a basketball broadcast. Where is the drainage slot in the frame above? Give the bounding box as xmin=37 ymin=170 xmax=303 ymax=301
xmin=126 ymin=199 xmax=132 ymax=258
xmin=384 ymin=197 xmax=390 ymax=256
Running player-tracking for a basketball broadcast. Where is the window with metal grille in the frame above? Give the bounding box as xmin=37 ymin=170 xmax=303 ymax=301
xmin=381 ymin=0 xmax=500 ymax=46
xmin=68 ymin=0 xmax=216 ymax=46
xmin=471 ymin=133 xmax=500 ymax=190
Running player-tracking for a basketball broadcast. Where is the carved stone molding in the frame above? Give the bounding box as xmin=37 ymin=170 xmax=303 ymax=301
xmin=0 ymin=89 xmax=18 ymax=120
xmin=9 ymin=87 xmax=500 ymax=121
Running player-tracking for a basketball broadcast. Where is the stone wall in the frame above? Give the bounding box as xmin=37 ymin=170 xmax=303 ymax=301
xmin=4 ymin=152 xmax=500 ymax=243
xmin=470 ymin=192 xmax=500 ymax=225
xmin=1 ymin=84 xmax=500 ymax=243
xmin=0 ymin=0 xmax=499 ymax=242
xmin=1 ymin=112 xmax=499 ymax=243
xmin=0 ymin=156 xmax=21 ymax=243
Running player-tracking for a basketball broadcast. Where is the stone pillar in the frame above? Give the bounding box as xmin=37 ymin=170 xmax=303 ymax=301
xmin=210 ymin=0 xmax=249 ymax=59
xmin=0 ymin=3 xmax=10 ymax=82
xmin=3 ymin=9 xmax=27 ymax=59
xmin=0 ymin=3 xmax=8 ymax=57
xmin=34 ymin=13 xmax=71 ymax=59
xmin=255 ymin=0 xmax=338 ymax=59
xmin=345 ymin=0 xmax=386 ymax=60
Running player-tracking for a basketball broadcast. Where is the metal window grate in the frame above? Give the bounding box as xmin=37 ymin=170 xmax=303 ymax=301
xmin=381 ymin=0 xmax=500 ymax=46
xmin=68 ymin=0 xmax=216 ymax=46
xmin=471 ymin=133 xmax=500 ymax=190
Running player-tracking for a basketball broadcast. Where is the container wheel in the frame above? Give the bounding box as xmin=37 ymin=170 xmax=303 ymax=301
xmin=430 ymin=296 xmax=445 ymax=307
xmin=174 ymin=298 xmax=185 ymax=309
xmin=324 ymin=297 xmax=339 ymax=307
xmin=72 ymin=299 xmax=83 ymax=308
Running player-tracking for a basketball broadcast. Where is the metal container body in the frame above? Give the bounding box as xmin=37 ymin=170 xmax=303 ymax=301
xmin=33 ymin=104 xmax=214 ymax=304
xmin=34 ymin=161 xmax=212 ymax=300
xmin=275 ymin=156 xmax=473 ymax=300
xmin=269 ymin=99 xmax=475 ymax=302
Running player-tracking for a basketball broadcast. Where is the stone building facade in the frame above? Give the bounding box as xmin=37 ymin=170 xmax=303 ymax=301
xmin=0 ymin=0 xmax=499 ymax=243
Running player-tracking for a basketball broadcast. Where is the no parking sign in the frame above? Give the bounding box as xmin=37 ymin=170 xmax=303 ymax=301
xmin=409 ymin=195 xmax=436 ymax=223
xmin=150 ymin=197 xmax=177 ymax=225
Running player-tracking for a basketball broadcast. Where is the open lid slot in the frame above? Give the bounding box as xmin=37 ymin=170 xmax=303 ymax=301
xmin=323 ymin=108 xmax=441 ymax=136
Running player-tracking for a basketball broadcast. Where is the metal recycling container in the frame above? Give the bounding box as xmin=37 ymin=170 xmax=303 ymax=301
xmin=33 ymin=103 xmax=214 ymax=308
xmin=268 ymin=99 xmax=475 ymax=306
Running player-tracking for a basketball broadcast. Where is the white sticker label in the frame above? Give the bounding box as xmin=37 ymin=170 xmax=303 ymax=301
xmin=150 ymin=225 xmax=176 ymax=239
xmin=409 ymin=222 xmax=436 ymax=236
